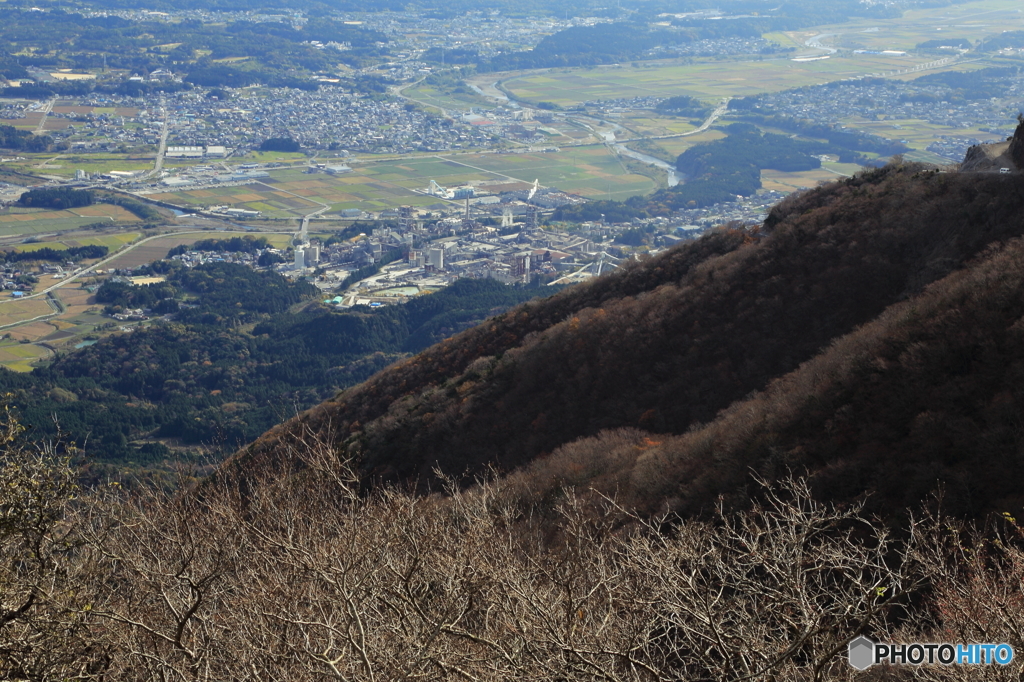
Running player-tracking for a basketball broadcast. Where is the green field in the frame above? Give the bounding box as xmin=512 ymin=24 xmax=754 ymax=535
xmin=808 ymin=0 xmax=1024 ymax=53
xmin=0 ymin=299 xmax=53 ymax=329
xmin=501 ymin=52 xmax=973 ymax=106
xmin=234 ymin=150 xmax=309 ymax=163
xmin=13 ymin=241 xmax=72 ymax=252
xmin=1 ymin=153 xmax=155 ymax=179
xmin=0 ymin=341 xmax=50 ymax=372
xmin=839 ymin=115 xmax=1002 ymax=164
xmin=12 ymin=232 xmax=141 ymax=252
xmin=454 ymin=147 xmax=656 ymax=199
xmin=618 ymin=115 xmax=700 ymax=139
xmin=150 ymin=147 xmax=657 ymax=213
xmin=0 ymin=214 xmax=111 ymax=237
xmin=0 ymin=203 xmax=142 ymax=239
xmin=402 ymin=83 xmax=493 ymax=112
xmin=654 ymin=130 xmax=729 ymax=159
xmin=72 ymin=233 xmax=141 ymax=248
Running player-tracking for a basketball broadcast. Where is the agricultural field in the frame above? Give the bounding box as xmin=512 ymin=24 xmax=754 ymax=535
xmin=101 ymin=234 xmax=209 ymax=270
xmin=0 ymin=152 xmax=155 ymax=179
xmin=232 ymin=150 xmax=309 ymax=164
xmin=0 ymin=298 xmax=54 ymax=331
xmin=0 ymin=283 xmax=111 ymax=370
xmin=838 ymin=115 xmax=998 ymax=164
xmin=453 ymin=147 xmax=656 ymax=199
xmin=792 ymin=0 xmax=1024 ymax=54
xmin=761 ymin=167 xmax=852 ymax=193
xmin=70 ymin=232 xmax=142 ymax=249
xmin=651 ymin=130 xmax=729 ymax=160
xmin=402 ymin=82 xmax=493 ymax=112
xmin=11 ymin=232 xmax=141 ymax=252
xmin=0 ymin=339 xmax=51 ymax=372
xmin=617 ymin=115 xmax=700 ymax=140
xmin=501 ymin=52 xmax=937 ymax=107
xmin=0 ymin=226 xmax=306 ymax=366
xmin=149 ymin=146 xmax=656 ymax=213
xmin=0 ymin=204 xmax=140 ymax=239
xmin=150 ymin=181 xmax=327 ymax=218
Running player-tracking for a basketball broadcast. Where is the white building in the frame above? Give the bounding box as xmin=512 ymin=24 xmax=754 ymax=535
xmin=427 ymin=248 xmax=445 ymax=270
xmin=166 ymin=146 xmax=204 ymax=158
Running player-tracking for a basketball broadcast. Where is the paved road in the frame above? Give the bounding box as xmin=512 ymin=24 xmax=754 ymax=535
xmin=34 ymin=98 xmax=55 ymax=135
xmin=804 ymin=33 xmax=840 ymax=55
xmin=677 ymin=98 xmax=730 ymax=138
xmin=146 ymin=98 xmax=170 ymax=179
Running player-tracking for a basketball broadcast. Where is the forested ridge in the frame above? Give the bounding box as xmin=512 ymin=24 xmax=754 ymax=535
xmin=235 ymin=161 xmax=1024 ymax=523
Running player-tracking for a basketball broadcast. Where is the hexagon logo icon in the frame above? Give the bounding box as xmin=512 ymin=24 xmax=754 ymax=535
xmin=849 ymin=635 xmax=876 ymax=670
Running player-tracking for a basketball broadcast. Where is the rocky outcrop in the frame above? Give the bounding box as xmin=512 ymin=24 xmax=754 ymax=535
xmin=959 ymin=140 xmax=1013 ymax=172
xmin=960 ymin=114 xmax=1024 ymax=173
xmin=1009 ymin=115 xmax=1024 ymax=169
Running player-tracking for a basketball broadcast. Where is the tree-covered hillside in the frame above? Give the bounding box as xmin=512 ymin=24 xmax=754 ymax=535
xmin=0 ymin=266 xmax=550 ymax=474
xmin=235 ymin=161 xmax=1024 ymax=523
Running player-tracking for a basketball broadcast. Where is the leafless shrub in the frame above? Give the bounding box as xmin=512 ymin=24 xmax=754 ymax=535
xmin=0 ymin=405 xmax=100 ymax=681
xmin=4 ymin=419 xmax=1018 ymax=681
xmin=896 ymin=506 xmax=1024 ymax=681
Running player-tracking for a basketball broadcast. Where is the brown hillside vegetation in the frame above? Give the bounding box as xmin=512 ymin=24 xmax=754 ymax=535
xmin=233 ymin=164 xmax=1024 ymax=511
xmin=14 ymin=164 xmax=1024 ymax=679
xmin=507 ymin=236 xmax=1024 ymax=520
xmin=7 ymin=422 xmax=1024 ymax=681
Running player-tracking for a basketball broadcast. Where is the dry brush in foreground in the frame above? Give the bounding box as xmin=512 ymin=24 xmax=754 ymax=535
xmin=1 ymin=421 xmax=1023 ymax=681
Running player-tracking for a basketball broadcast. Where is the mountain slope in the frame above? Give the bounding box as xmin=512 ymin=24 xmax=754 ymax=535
xmin=230 ymin=164 xmax=1024 ymax=507
xmin=506 ymin=235 xmax=1024 ymax=519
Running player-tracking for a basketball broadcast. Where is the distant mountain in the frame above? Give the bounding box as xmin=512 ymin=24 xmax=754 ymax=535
xmin=229 ymin=159 xmax=1024 ymax=520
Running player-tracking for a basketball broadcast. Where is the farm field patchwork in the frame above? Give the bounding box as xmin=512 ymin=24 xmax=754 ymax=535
xmin=149 ymin=147 xmax=656 ymax=213
xmin=796 ymin=0 xmax=1024 ymax=54
xmin=0 ymin=153 xmax=155 ymax=179
xmin=0 ymin=207 xmax=136 ymax=238
xmin=67 ymin=205 xmax=141 ymax=222
xmin=8 ymin=231 xmax=139 ymax=255
xmin=0 ymin=298 xmax=54 ymax=331
xmin=101 ymin=235 xmax=210 ymax=270
xmin=0 ymin=339 xmax=51 ymax=372
xmin=0 ymin=282 xmax=111 ymax=369
xmin=619 ymin=115 xmax=700 ymax=139
xmin=501 ymin=52 xmax=943 ymax=106
xmin=839 ymin=115 xmax=1001 ymax=162
xmin=451 ymin=147 xmax=656 ymax=199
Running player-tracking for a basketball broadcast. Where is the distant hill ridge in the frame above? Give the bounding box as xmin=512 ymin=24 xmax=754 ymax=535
xmin=227 ymin=161 xmax=1024 ymax=518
